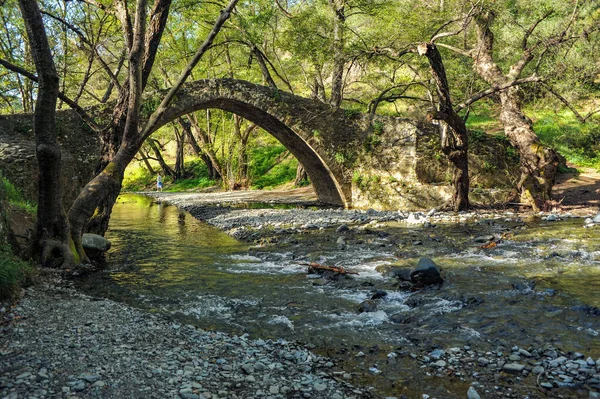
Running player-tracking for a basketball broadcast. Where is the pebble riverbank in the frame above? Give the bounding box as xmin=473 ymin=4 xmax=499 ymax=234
xmin=0 ymin=270 xmax=371 ymax=399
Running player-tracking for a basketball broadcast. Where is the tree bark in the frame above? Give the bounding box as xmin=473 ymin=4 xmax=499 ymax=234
xmin=329 ymin=0 xmax=345 ymax=108
xmin=471 ymin=13 xmax=558 ymax=210
xmin=418 ymin=43 xmax=469 ymax=211
xmin=498 ymin=89 xmax=559 ymax=209
xmin=294 ymin=163 xmax=308 ymax=187
xmin=137 ymin=149 xmax=155 ymax=175
xmin=173 ymin=126 xmax=185 ymax=180
xmin=178 ymin=117 xmax=221 ymax=181
xmin=18 ymin=0 xmax=77 ymax=267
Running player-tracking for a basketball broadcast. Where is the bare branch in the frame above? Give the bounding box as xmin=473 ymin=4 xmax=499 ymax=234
xmin=522 ymin=10 xmax=554 ymax=51
xmin=140 ymin=0 xmax=239 ymax=141
xmin=274 ymin=0 xmax=294 ymax=18
xmin=541 ymin=81 xmax=600 ymax=123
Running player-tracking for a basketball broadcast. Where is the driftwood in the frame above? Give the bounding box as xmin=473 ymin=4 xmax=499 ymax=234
xmin=300 ymin=262 xmax=359 ymax=275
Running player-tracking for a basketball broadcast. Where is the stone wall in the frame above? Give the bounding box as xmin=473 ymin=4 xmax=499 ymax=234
xmin=0 ymin=111 xmax=100 ymax=208
xmin=351 ymin=118 xmax=520 ymax=210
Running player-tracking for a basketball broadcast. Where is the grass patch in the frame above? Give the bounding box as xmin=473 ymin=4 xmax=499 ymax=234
xmin=122 ymin=164 xmax=155 ymax=191
xmin=533 ymin=109 xmax=600 ymax=169
xmin=249 ymin=145 xmax=298 ymax=189
xmin=166 ymin=177 xmax=215 ymax=191
xmin=0 ymin=173 xmax=36 ymax=214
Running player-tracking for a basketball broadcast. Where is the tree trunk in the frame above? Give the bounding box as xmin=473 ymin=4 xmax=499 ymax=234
xmin=138 ymin=149 xmax=155 ymax=174
xmin=178 ymin=117 xmax=221 ymax=181
xmin=499 ymin=89 xmax=559 ymax=209
xmin=418 ymin=43 xmax=469 ymax=211
xmin=329 ymin=0 xmax=345 ymax=108
xmin=174 ymin=126 xmax=185 ymax=180
xmin=294 ymin=163 xmax=308 ymax=186
xmin=186 ymin=114 xmax=224 ymax=179
xmin=237 ymin=136 xmax=248 ymax=188
xmin=148 ymin=139 xmax=175 ymax=178
xmin=469 ymin=13 xmax=558 ymax=210
xmin=19 ymin=0 xmax=77 ymax=267
xmin=69 ymin=0 xmax=236 ymax=259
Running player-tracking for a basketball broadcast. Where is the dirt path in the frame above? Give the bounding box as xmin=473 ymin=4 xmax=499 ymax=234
xmin=553 ymin=167 xmax=600 ymax=215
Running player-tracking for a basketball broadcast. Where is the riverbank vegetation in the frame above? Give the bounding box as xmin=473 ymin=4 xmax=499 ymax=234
xmin=0 ymin=173 xmax=36 ymax=300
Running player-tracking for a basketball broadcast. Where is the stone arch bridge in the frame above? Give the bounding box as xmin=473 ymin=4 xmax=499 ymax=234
xmin=0 ymin=79 xmax=516 ymax=210
xmin=147 ymin=78 xmax=419 ymax=207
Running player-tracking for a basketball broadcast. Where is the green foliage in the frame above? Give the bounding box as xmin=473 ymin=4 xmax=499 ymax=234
xmin=0 ymin=182 xmax=36 ymax=300
xmin=248 ymin=144 xmax=298 ymax=189
xmin=122 ymin=165 xmax=155 ymax=191
xmin=249 ymin=145 xmax=288 ymax=178
xmin=0 ymin=172 xmax=36 ymax=214
xmin=0 ymin=243 xmax=35 ymax=300
xmin=140 ymin=97 xmax=161 ymax=119
xmin=343 ymin=108 xmax=361 ymax=118
xmin=372 ymin=120 xmax=385 ymax=136
xmin=468 ymin=129 xmax=486 ymax=142
xmin=363 ymin=134 xmax=382 ymax=152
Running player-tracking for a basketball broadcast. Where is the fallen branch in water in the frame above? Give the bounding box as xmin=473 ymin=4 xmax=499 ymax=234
xmin=300 ymin=262 xmax=359 ymax=275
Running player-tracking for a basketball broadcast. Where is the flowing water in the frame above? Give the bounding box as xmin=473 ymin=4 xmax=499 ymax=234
xmin=76 ymin=194 xmax=600 ymax=398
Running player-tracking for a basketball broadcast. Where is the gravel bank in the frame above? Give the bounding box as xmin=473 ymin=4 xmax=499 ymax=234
xmin=0 ymin=271 xmax=371 ymax=399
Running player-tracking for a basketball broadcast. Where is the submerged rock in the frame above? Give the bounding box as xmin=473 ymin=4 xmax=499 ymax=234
xmin=410 ymin=258 xmax=443 ymax=286
xmin=357 ymin=299 xmax=378 ymax=313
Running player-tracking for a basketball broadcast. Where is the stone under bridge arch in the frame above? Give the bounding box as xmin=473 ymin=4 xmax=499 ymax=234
xmin=147 ymin=79 xmax=367 ymax=207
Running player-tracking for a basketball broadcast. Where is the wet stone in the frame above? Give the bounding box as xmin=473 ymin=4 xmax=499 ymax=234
xmin=503 ymin=363 xmax=525 ymax=373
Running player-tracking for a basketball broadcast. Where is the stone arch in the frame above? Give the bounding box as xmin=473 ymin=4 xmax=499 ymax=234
xmin=147 ymin=79 xmax=355 ymax=206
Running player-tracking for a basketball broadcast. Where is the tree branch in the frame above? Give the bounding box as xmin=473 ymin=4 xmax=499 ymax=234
xmin=541 ymin=81 xmax=600 ymax=123
xmin=455 ymin=75 xmax=543 ymax=112
xmin=40 ymin=10 xmax=120 ymax=89
xmin=0 ymin=57 xmax=100 ymax=131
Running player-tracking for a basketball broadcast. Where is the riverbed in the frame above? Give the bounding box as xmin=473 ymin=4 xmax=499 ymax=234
xmin=75 ymin=192 xmax=600 ymax=398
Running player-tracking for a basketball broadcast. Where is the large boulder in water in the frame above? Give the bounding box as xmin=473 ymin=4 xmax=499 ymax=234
xmin=410 ymin=258 xmax=443 ymax=286
xmin=82 ymin=233 xmax=111 ymax=251
xmin=82 ymin=233 xmax=111 ymax=261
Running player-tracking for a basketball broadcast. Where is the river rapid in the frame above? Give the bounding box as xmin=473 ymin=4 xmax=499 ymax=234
xmin=75 ymin=193 xmax=600 ymax=399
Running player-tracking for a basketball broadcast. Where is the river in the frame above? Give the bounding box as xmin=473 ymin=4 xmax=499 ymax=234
xmin=75 ymin=193 xmax=600 ymax=398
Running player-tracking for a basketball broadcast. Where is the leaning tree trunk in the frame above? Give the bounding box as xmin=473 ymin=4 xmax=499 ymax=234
xmin=499 ymin=89 xmax=559 ymax=210
xmin=419 ymin=42 xmax=469 ymax=211
xmin=19 ymin=0 xmax=77 ymax=267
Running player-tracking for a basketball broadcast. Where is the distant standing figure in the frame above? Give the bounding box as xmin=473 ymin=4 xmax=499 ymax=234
xmin=157 ymin=173 xmax=163 ymax=191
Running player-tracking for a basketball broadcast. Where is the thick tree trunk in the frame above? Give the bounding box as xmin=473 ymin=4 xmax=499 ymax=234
xmin=419 ymin=43 xmax=469 ymax=211
xmin=138 ymin=149 xmax=156 ymax=174
xmin=19 ymin=0 xmax=77 ymax=267
xmin=499 ymin=89 xmax=559 ymax=209
xmin=87 ymin=0 xmax=173 ymax=237
xmin=70 ymin=0 xmax=236 ymax=256
xmin=470 ymin=13 xmax=558 ymax=210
